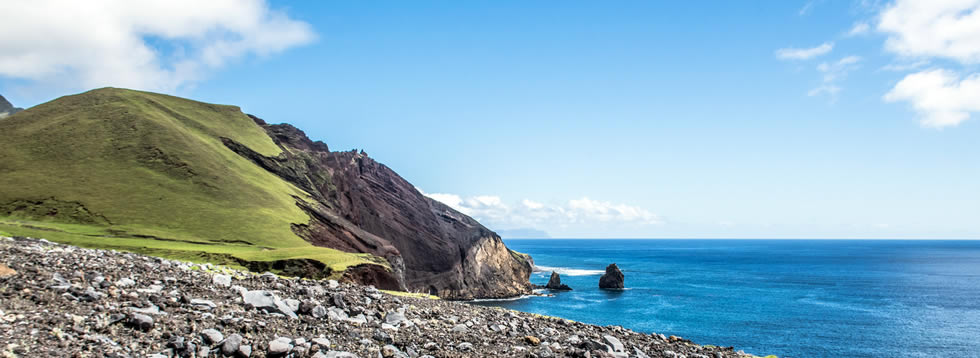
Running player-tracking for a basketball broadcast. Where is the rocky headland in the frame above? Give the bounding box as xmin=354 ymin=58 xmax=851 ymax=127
xmin=0 ymin=236 xmax=750 ymax=358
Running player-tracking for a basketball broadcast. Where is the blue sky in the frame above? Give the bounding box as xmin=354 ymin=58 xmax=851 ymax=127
xmin=1 ymin=1 xmax=978 ymax=238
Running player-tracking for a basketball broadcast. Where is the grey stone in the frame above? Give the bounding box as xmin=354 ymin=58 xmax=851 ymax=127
xmin=212 ymin=274 xmax=232 ymax=287
xmin=191 ymin=299 xmax=217 ymax=310
xmin=222 ymin=334 xmax=243 ymax=356
xmin=451 ymin=324 xmax=468 ymax=333
xmin=127 ymin=313 xmax=154 ymax=331
xmin=115 ymin=278 xmax=136 ymax=287
xmin=602 ymin=335 xmax=625 ymax=353
xmin=268 ymin=337 xmax=292 ymax=356
xmin=312 ymin=337 xmax=331 ymax=347
xmin=384 ymin=311 xmax=407 ymax=326
xmin=457 ymin=342 xmax=473 ymax=351
xmin=312 ymin=305 xmax=328 ymax=318
xmin=283 ymin=298 xmax=301 ymax=312
xmin=381 ymin=344 xmax=400 ymax=358
xmin=200 ymin=328 xmax=223 ymax=345
xmin=237 ymin=344 xmax=252 ymax=358
xmin=324 ymin=352 xmax=358 ymax=358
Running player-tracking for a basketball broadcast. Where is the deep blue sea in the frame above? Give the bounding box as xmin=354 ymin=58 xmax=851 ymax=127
xmin=471 ymin=239 xmax=980 ymax=358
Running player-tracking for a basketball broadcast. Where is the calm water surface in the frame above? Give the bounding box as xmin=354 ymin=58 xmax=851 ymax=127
xmin=470 ymin=239 xmax=980 ymax=358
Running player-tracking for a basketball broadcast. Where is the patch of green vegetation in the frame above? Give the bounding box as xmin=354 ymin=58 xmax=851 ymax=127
xmin=381 ymin=290 xmax=440 ymax=300
xmin=0 ymin=88 xmax=383 ymax=275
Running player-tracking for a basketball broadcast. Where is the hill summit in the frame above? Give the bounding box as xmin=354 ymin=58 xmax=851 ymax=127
xmin=0 ymin=94 xmax=23 ymax=118
xmin=0 ymin=88 xmax=531 ymax=299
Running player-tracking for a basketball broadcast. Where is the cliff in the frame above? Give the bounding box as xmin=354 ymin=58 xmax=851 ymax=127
xmin=224 ymin=120 xmax=532 ymax=299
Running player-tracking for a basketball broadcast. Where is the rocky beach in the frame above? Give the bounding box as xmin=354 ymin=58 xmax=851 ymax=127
xmin=0 ymin=236 xmax=752 ymax=358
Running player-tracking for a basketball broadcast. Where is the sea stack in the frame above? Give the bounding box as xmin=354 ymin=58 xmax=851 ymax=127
xmin=545 ymin=271 xmax=572 ymax=291
xmin=598 ymin=263 xmax=625 ymax=289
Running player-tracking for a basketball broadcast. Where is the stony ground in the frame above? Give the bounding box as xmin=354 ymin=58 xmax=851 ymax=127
xmin=0 ymin=236 xmax=752 ymax=358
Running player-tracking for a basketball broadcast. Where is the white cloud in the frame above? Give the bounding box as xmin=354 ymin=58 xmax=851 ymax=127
xmin=775 ymin=42 xmax=834 ymax=60
xmin=521 ymin=199 xmax=544 ymax=210
xmin=808 ymin=85 xmax=841 ymax=98
xmin=847 ymin=22 xmax=871 ymax=36
xmin=809 ymin=56 xmax=861 ymax=101
xmin=566 ymin=197 xmax=661 ymax=225
xmin=799 ymin=1 xmax=819 ymax=16
xmin=880 ymin=60 xmax=930 ymax=72
xmin=884 ymin=69 xmax=980 ymax=128
xmin=0 ymin=0 xmax=314 ymax=93
xmin=877 ymin=0 xmax=980 ymax=64
xmin=420 ymin=190 xmax=662 ymax=232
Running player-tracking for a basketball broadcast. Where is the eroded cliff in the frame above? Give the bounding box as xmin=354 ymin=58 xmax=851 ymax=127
xmin=224 ymin=117 xmax=532 ymax=299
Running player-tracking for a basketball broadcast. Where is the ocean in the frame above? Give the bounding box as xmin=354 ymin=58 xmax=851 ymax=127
xmin=471 ymin=239 xmax=980 ymax=358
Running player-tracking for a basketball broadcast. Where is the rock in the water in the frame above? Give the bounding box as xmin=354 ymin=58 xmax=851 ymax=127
xmin=598 ymin=263 xmax=625 ymax=289
xmin=544 ymin=271 xmax=572 ymax=291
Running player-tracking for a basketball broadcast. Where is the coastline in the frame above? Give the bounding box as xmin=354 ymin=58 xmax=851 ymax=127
xmin=0 ymin=235 xmax=762 ymax=357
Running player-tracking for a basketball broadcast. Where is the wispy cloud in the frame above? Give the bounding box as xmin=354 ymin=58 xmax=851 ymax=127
xmin=419 ymin=189 xmax=662 ymax=233
xmin=0 ymin=0 xmax=315 ymax=94
xmin=880 ymin=60 xmax=930 ymax=72
xmin=799 ymin=1 xmax=820 ymax=16
xmin=809 ymin=56 xmax=861 ymax=101
xmin=775 ymin=42 xmax=834 ymax=60
xmin=846 ymin=22 xmax=871 ymax=36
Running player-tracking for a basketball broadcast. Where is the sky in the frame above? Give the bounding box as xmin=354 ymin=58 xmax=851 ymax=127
xmin=1 ymin=0 xmax=978 ymax=239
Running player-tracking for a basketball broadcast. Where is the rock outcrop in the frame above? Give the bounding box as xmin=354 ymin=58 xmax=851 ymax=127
xmin=0 ymin=94 xmax=23 ymax=118
xmin=545 ymin=271 xmax=572 ymax=291
xmin=223 ymin=119 xmax=533 ymax=299
xmin=599 ymin=263 xmax=625 ymax=290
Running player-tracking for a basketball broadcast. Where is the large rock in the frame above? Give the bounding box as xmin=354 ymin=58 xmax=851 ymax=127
xmin=242 ymin=290 xmax=297 ymax=318
xmin=544 ymin=271 xmax=572 ymax=291
xmin=598 ymin=263 xmax=624 ymax=290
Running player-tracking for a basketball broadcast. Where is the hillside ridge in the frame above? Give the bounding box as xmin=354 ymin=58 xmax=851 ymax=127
xmin=0 ymin=87 xmax=531 ymax=299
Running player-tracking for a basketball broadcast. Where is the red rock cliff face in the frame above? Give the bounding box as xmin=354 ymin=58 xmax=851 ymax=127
xmin=223 ymin=119 xmax=532 ymax=299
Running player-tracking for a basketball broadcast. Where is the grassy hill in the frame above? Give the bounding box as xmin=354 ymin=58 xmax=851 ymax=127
xmin=0 ymin=88 xmax=382 ymax=276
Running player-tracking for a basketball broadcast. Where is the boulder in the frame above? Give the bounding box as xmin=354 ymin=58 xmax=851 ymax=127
xmin=598 ymin=263 xmax=624 ymax=290
xmin=544 ymin=271 xmax=572 ymax=291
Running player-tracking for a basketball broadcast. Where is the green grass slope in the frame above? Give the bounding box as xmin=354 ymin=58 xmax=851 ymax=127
xmin=0 ymin=88 xmax=381 ymax=275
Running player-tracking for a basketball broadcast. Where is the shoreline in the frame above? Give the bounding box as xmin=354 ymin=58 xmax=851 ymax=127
xmin=0 ymin=235 xmax=767 ymax=357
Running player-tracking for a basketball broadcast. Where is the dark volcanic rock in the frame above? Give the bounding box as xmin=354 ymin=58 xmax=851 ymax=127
xmin=222 ymin=120 xmax=533 ymax=299
xmin=599 ymin=263 xmax=625 ymax=290
xmin=545 ymin=271 xmax=572 ymax=291
xmin=0 ymin=94 xmax=23 ymax=118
